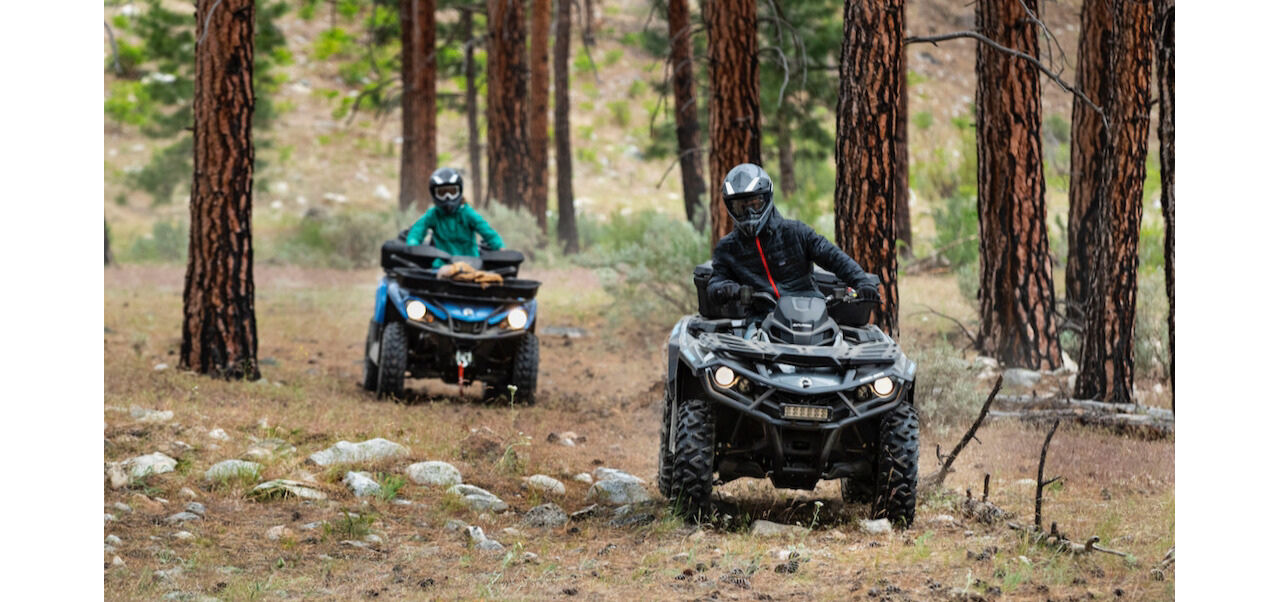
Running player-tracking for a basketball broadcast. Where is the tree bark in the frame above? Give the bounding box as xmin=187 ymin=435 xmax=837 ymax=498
xmin=834 ymin=0 xmax=903 ymax=337
xmin=554 ymin=0 xmax=578 ymax=253
xmin=486 ymin=0 xmax=531 ymax=209
xmin=894 ymin=28 xmax=912 ymax=258
xmin=775 ymin=103 xmax=796 ymax=197
xmin=974 ymin=0 xmax=1063 ymax=370
xmin=399 ymin=0 xmax=437 ymax=212
xmin=670 ymin=0 xmax=707 ymax=231
xmin=706 ymin=0 xmax=761 ymax=243
xmin=182 ymin=0 xmax=259 ymax=380
xmin=1075 ymin=0 xmax=1153 ymax=404
xmin=1155 ymin=0 xmax=1174 ymax=405
xmin=529 ymin=0 xmax=551 ymax=232
xmin=462 ymin=8 xmax=484 ymax=207
xmin=583 ymin=0 xmax=595 ymax=46
xmin=1065 ymin=0 xmax=1112 ymax=324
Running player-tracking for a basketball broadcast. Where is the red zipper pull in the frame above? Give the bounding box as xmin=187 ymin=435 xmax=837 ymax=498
xmin=754 ymin=236 xmax=780 ymax=298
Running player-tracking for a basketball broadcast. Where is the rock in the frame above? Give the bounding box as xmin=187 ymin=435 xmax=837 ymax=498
xmin=105 ymin=463 xmax=129 ymax=489
xmin=859 ymin=518 xmax=892 ymax=535
xmin=167 ymin=512 xmax=202 ymax=524
xmin=152 ymin=363 xmax=169 ymax=372
xmin=265 ymin=525 xmax=293 ymax=541
xmin=749 ymin=520 xmax=809 ymax=538
xmin=111 ymin=502 xmax=132 ymax=514
xmin=301 ymin=522 xmax=323 ymax=530
xmin=124 ymin=452 xmax=177 ymax=479
xmin=344 ymin=471 xmax=382 ymax=497
xmin=130 ymin=406 xmax=173 ymax=423
xmin=248 ymin=479 xmax=328 ymax=501
xmin=972 ymin=356 xmax=999 ymax=370
xmin=592 ymin=467 xmax=644 ymax=484
xmin=104 ymin=513 xmax=117 ymax=522
xmin=672 ymin=552 xmax=691 ymax=562
xmin=502 ymin=527 xmax=524 ymax=538
xmin=179 ymin=487 xmax=198 ymax=500
xmin=522 ymin=552 xmax=539 ymax=563
xmin=444 ymin=519 xmax=470 ymax=533
xmin=446 ymin=484 xmax=508 ymax=512
xmin=521 ymin=503 xmax=569 ymax=529
xmin=524 ymin=475 xmax=566 ymax=496
xmin=111 ymin=555 xmax=125 ymax=567
xmin=364 ymin=534 xmax=383 ymax=544
xmin=172 ymin=531 xmax=195 ymax=540
xmin=406 ymin=461 xmax=462 ymax=486
xmin=155 ymin=567 xmax=183 ymax=581
xmin=106 ymin=534 xmax=123 ymax=545
xmin=608 ymin=506 xmax=656 ymax=528
xmin=570 ymin=504 xmax=603 ymax=521
xmin=548 ymin=431 xmax=586 ymax=447
xmin=207 ymin=428 xmax=231 ymax=441
xmin=204 ymin=459 xmax=262 ymax=482
xmin=308 ymin=438 xmax=409 ymax=466
xmin=572 ymin=473 xmax=593 ymax=485
xmin=585 ymin=479 xmax=650 ymax=505
xmin=1002 ymin=368 xmax=1042 ymax=389
xmin=459 ymin=427 xmax=503 ymax=461
xmin=184 ymin=502 xmax=206 ymax=517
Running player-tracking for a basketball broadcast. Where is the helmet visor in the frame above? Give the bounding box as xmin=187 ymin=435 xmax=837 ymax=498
xmin=726 ymin=193 xmax=768 ymax=221
xmin=433 ymin=184 xmax=462 ymax=201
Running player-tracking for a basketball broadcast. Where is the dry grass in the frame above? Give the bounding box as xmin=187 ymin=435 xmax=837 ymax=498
xmin=105 ymin=264 xmax=1173 ymax=600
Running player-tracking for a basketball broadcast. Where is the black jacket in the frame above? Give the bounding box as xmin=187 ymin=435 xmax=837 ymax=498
xmin=708 ymin=211 xmax=877 ymax=300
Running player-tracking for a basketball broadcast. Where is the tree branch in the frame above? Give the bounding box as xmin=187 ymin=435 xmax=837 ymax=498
xmin=104 ymin=21 xmax=123 ymax=75
xmin=1034 ymin=419 xmax=1060 ymax=531
xmin=922 ymin=376 xmax=1003 ymax=490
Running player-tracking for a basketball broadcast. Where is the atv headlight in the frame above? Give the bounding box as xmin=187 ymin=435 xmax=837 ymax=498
xmin=506 ymin=307 xmax=529 ymax=330
xmin=406 ymin=300 xmax=428 ymax=321
xmin=713 ymin=366 xmax=738 ymax=388
xmin=872 ymin=376 xmax=895 ymax=397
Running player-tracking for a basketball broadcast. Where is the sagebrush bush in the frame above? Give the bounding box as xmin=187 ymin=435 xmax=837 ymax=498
xmin=577 ymin=210 xmax=708 ymax=324
xmin=122 ymin=219 xmax=188 ymax=263
xmin=1134 ymin=269 xmax=1169 ymax=380
xmin=267 ymin=209 xmax=398 ymax=269
xmin=908 ymin=342 xmax=987 ymax=429
xmin=481 ymin=203 xmax=549 ymax=260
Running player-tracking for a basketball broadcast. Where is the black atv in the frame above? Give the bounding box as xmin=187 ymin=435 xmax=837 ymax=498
xmin=658 ymin=262 xmax=919 ymax=526
xmin=362 ymin=237 xmax=540 ymax=403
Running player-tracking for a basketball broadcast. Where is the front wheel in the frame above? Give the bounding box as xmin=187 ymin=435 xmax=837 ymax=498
xmin=508 ymin=333 xmax=539 ymax=404
xmin=376 ymin=321 xmax=407 ymax=399
xmin=871 ymin=402 xmax=919 ymax=527
xmin=361 ymin=320 xmax=380 ymax=392
xmin=669 ymin=398 xmax=715 ymax=521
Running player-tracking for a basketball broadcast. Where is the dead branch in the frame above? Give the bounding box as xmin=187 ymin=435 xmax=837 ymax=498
xmin=104 ymin=21 xmax=122 ymax=75
xmin=916 ymin=305 xmax=979 ymax=348
xmin=905 ymin=30 xmax=1108 ymax=131
xmin=922 ymin=376 xmax=1003 ymax=490
xmin=656 ymin=146 xmax=705 ymax=188
xmin=961 ymin=485 xmax=1010 ymax=525
xmin=988 ymin=409 xmax=1173 ymax=439
xmin=1034 ymin=420 xmax=1060 ymax=531
xmin=902 ymin=234 xmax=978 ymax=274
xmin=1008 ymin=522 xmax=1133 ymax=558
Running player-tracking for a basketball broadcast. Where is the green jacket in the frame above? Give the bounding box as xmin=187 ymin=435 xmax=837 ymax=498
xmin=405 ymin=204 xmax=504 ymax=266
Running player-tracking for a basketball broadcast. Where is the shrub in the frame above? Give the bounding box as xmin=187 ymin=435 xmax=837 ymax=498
xmin=123 ymin=219 xmax=188 ymax=263
xmin=479 ymin=203 xmax=548 ymax=260
xmin=908 ymin=342 xmax=988 ymax=429
xmin=268 ymin=209 xmax=398 ymax=269
xmin=931 ymin=194 xmax=980 ymax=268
xmin=1134 ymin=269 xmax=1169 ymax=379
xmin=577 ymin=210 xmax=709 ymax=324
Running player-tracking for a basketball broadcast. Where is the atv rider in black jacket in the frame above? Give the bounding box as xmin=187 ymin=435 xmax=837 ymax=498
xmin=707 ymin=163 xmax=881 ymax=308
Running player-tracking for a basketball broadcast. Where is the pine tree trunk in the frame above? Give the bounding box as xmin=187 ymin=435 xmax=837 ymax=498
xmin=1065 ymin=0 xmax=1112 ymax=324
xmin=399 ymin=0 xmax=436 ymax=212
xmin=463 ymin=8 xmax=484 ymax=207
xmin=834 ymin=0 xmax=902 ymax=338
xmin=894 ymin=34 xmax=912 ymax=259
xmin=554 ymin=0 xmax=578 ymax=253
xmin=529 ymin=0 xmax=551 ymax=232
xmin=974 ymin=0 xmax=1063 ymax=370
xmin=1075 ymin=0 xmax=1153 ymax=404
xmin=706 ymin=0 xmax=761 ymax=243
xmin=182 ymin=0 xmax=259 ymax=380
xmin=486 ymin=0 xmax=531 ymax=209
xmin=1155 ymin=0 xmax=1174 ymax=405
xmin=775 ymin=103 xmax=796 ymax=197
xmin=669 ymin=0 xmax=707 ymax=231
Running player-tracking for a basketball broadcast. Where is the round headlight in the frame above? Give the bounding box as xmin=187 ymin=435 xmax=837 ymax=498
xmin=506 ymin=307 xmax=529 ymax=330
xmin=406 ymin=300 xmax=427 ymax=321
xmin=872 ymin=376 xmax=895 ymax=397
xmin=713 ymin=366 xmax=737 ymax=388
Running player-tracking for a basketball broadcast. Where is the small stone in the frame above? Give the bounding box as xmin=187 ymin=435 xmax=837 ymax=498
xmin=859 ymin=518 xmax=892 ymax=535
xmin=373 ymin=184 xmax=392 ymax=201
xmin=207 ymin=428 xmax=231 ymax=441
xmin=522 ymin=551 xmax=539 ymax=563
xmin=184 ymin=502 xmax=206 ymax=516
xmin=248 ymin=479 xmax=328 ymax=501
xmin=750 ymin=520 xmax=809 ymax=538
xmin=585 ymin=479 xmax=650 ymax=505
xmin=521 ymin=503 xmax=569 ymax=529
xmin=572 ymin=473 xmax=593 ymax=485
xmin=265 ymin=525 xmax=293 ymax=541
xmin=592 ymin=468 xmax=644 ymax=484
xmin=524 ymin=475 xmax=566 ymax=496
xmin=301 ymin=522 xmax=323 ymax=530
xmin=124 ymin=452 xmax=177 ymax=479
xmin=130 ymin=406 xmax=173 ymax=423
xmin=672 ymin=552 xmax=691 ymax=562
xmin=405 ymin=461 xmax=462 ymax=486
xmin=446 ymin=484 xmax=508 ymax=512
xmin=153 ymin=363 xmax=169 ymax=372
xmin=111 ymin=502 xmax=132 ymax=514
xmin=1014 ymin=478 xmax=1037 ymax=488
xmin=502 ymin=527 xmax=523 ymax=538
xmin=205 ymin=459 xmax=263 ymax=482
xmin=244 ymin=438 xmax=297 ymax=461
xmin=173 ymin=531 xmax=195 ymax=540
xmin=309 ymin=438 xmax=409 ymax=466
xmin=104 ymin=513 xmax=117 ymax=522
xmin=343 ymin=471 xmax=382 ymax=497
xmin=167 ymin=512 xmax=202 ymax=524
xmin=444 ymin=519 xmax=470 ymax=533
xmin=179 ymin=487 xmax=199 ymax=500
xmin=364 ymin=534 xmax=383 ymax=544
xmin=105 ymin=463 xmax=129 ymax=489
xmin=111 ymin=556 xmax=125 ymax=567
xmin=570 ymin=504 xmax=603 ymax=521
xmin=106 ymin=535 xmax=123 ymax=545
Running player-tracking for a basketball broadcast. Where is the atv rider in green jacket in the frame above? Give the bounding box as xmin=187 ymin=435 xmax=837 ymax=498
xmin=405 ymin=167 xmax=504 ymax=267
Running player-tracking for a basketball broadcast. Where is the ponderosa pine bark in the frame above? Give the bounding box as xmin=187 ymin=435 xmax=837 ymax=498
xmin=529 ymin=0 xmax=551 ymax=232
xmin=399 ymin=0 xmax=437 ymax=212
xmin=486 ymin=0 xmax=531 ymax=209
xmin=1075 ymin=0 xmax=1153 ymax=404
xmin=894 ymin=29 xmax=911 ymax=258
xmin=462 ymin=7 xmax=484 ymax=207
xmin=1155 ymin=0 xmax=1174 ymax=403
xmin=1065 ymin=0 xmax=1112 ymax=324
xmin=554 ymin=0 xmax=578 ymax=253
xmin=670 ymin=0 xmax=707 ymax=230
xmin=834 ymin=0 xmax=902 ymax=337
xmin=775 ymin=103 xmax=796 ymax=197
xmin=706 ymin=0 xmax=761 ymax=243
xmin=182 ymin=0 xmax=259 ymax=380
xmin=974 ymin=0 xmax=1062 ymax=370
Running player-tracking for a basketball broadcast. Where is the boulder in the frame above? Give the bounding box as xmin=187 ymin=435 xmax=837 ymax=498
xmin=124 ymin=452 xmax=177 ymax=479
xmin=406 ymin=461 xmax=462 ymax=486
xmin=343 ymin=471 xmax=382 ymax=497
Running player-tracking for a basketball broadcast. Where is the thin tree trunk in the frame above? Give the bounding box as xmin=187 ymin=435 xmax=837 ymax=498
xmin=182 ymin=0 xmax=259 ymax=380
xmin=1075 ymin=0 xmax=1153 ymax=404
xmin=776 ymin=103 xmax=796 ymax=196
xmin=894 ymin=27 xmax=912 ymax=259
xmin=834 ymin=0 xmax=903 ymax=337
xmin=486 ymin=0 xmax=531 ymax=209
xmin=975 ymin=0 xmax=1062 ymax=370
xmin=706 ymin=0 xmax=761 ymax=243
xmin=530 ymin=0 xmax=551 ymax=232
xmin=1155 ymin=0 xmax=1174 ymax=406
xmin=105 ymin=221 xmax=113 ymax=265
xmin=670 ymin=0 xmax=707 ymax=231
xmin=399 ymin=0 xmax=437 ymax=212
xmin=583 ymin=0 xmax=595 ymax=46
xmin=463 ymin=8 xmax=484 ymax=207
xmin=1065 ymin=0 xmax=1112 ymax=324
xmin=554 ymin=0 xmax=578 ymax=253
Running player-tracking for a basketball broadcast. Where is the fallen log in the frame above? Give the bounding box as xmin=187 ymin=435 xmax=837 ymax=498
xmin=987 ymin=409 xmax=1173 ymax=439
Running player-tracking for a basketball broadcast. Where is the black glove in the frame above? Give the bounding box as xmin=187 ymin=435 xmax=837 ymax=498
xmin=856 ymin=285 xmax=881 ymax=302
xmin=712 ymin=282 xmax=742 ymax=304
xmin=738 ymin=285 xmax=755 ymax=306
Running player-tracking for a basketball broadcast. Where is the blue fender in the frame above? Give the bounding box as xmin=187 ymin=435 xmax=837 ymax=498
xmin=373 ymin=278 xmax=409 ymax=324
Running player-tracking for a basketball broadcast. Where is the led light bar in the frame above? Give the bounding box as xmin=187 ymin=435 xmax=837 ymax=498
xmin=782 ymin=404 xmax=830 ymax=421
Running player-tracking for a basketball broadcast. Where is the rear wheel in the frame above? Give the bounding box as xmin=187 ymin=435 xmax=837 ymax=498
xmin=376 ymin=321 xmax=407 ymax=399
xmin=508 ymin=334 xmax=539 ymax=404
xmin=670 ymin=398 xmax=715 ymax=520
xmin=361 ymin=321 xmax=380 ymax=391
xmin=871 ymin=402 xmax=919 ymax=527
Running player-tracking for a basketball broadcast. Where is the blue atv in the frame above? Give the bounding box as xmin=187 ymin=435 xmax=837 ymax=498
xmin=362 ymin=236 xmax=540 ymax=403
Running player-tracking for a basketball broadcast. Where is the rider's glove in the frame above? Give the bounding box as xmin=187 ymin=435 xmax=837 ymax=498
xmin=713 ymin=282 xmax=742 ymax=304
xmin=856 ymin=285 xmax=881 ymax=302
xmin=738 ymin=285 xmax=755 ymax=306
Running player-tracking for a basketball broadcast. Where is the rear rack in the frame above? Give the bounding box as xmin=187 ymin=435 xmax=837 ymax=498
xmin=390 ymin=266 xmax=540 ymax=301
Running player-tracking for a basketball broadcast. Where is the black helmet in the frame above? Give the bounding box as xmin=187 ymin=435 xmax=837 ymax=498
xmin=429 ymin=167 xmax=464 ymax=214
xmin=721 ymin=163 xmax=775 ymax=237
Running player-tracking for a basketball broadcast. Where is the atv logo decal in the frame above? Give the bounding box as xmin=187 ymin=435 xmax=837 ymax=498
xmin=799 ymin=377 xmax=812 ymax=389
